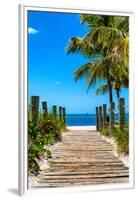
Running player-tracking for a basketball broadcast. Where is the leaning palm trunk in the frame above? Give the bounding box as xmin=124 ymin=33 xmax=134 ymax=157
xmin=116 ymin=88 xmax=120 ymax=100
xmin=107 ymin=79 xmax=113 ymax=106
xmin=115 ymin=88 xmax=120 ymax=111
xmin=106 ymin=65 xmax=113 ymax=105
xmin=107 ymin=73 xmax=114 ymax=132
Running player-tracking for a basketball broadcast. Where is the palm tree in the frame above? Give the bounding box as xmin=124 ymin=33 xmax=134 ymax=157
xmin=96 ymin=77 xmax=128 ymax=100
xmin=66 ymin=15 xmax=129 ymax=107
xmin=95 ymin=60 xmax=128 ymax=99
xmin=80 ymin=14 xmax=129 ymax=89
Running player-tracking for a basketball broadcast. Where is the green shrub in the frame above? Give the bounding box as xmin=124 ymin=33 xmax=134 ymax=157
xmin=28 ymin=157 xmax=40 ymax=176
xmin=45 ymin=147 xmax=52 ymax=158
xmin=28 ymin=111 xmax=67 ymax=175
xmin=28 ymin=145 xmax=46 ymax=159
xmin=101 ymin=123 xmax=110 ymax=136
xmin=28 ymin=120 xmax=44 ymax=145
xmin=100 ymin=123 xmax=129 ymax=155
xmin=28 ymin=120 xmax=47 ymax=175
xmin=112 ymin=126 xmax=129 ymax=154
xmin=39 ymin=119 xmax=61 ymax=140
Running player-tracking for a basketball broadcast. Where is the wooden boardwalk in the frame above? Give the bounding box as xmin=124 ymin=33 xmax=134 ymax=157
xmin=34 ymin=130 xmax=129 ymax=187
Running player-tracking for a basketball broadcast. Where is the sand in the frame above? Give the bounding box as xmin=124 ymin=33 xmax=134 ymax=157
xmin=67 ymin=126 xmax=96 ymax=131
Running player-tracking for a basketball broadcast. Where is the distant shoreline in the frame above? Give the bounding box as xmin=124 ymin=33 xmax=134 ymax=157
xmin=66 ymin=113 xmax=129 ymax=115
xmin=65 ymin=113 xmax=129 ymax=126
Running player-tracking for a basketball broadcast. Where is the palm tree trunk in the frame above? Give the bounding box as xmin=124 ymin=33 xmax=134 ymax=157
xmin=116 ymin=88 xmax=120 ymax=100
xmin=106 ymin=65 xmax=113 ymax=106
xmin=107 ymin=78 xmax=113 ymax=132
xmin=116 ymin=88 xmax=120 ymax=110
xmin=107 ymin=78 xmax=113 ymax=105
xmin=109 ymin=83 xmax=113 ymax=105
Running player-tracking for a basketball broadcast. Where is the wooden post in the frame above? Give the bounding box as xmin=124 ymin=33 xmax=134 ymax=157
xmin=31 ymin=96 xmax=39 ymax=125
xmin=63 ymin=107 xmax=66 ymax=124
xmin=99 ymin=106 xmax=103 ymax=131
xmin=53 ymin=105 xmax=57 ymax=118
xmin=103 ymin=104 xmax=107 ymax=128
xmin=110 ymin=102 xmax=115 ymax=130
xmin=96 ymin=107 xmax=99 ymax=131
xmin=119 ymin=98 xmax=125 ymax=129
xmin=59 ymin=106 xmax=63 ymax=122
xmin=42 ymin=101 xmax=48 ymax=118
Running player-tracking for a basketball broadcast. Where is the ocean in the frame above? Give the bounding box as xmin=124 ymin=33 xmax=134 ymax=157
xmin=66 ymin=114 xmax=129 ymax=126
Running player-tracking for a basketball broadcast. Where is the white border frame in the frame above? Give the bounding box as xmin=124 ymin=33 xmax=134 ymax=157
xmin=18 ymin=4 xmax=134 ymax=196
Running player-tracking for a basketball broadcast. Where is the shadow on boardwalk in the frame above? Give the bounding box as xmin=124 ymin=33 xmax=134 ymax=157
xmin=32 ymin=127 xmax=129 ymax=188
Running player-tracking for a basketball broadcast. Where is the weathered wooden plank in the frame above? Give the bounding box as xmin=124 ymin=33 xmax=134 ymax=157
xmin=42 ymin=101 xmax=48 ymax=118
xmin=34 ymin=177 xmax=129 ymax=187
xmin=54 ymin=146 xmax=113 ymax=149
xmin=63 ymin=107 xmax=66 ymax=124
xmin=59 ymin=106 xmax=63 ymax=122
xmin=40 ymin=169 xmax=128 ymax=176
xmin=31 ymin=129 xmax=129 ymax=188
xmin=48 ymin=158 xmax=122 ymax=163
xmin=96 ymin=107 xmax=99 ymax=131
xmin=52 ymin=105 xmax=57 ymax=118
xmin=44 ymin=166 xmax=128 ymax=173
xmin=48 ymin=163 xmax=124 ymax=168
xmin=38 ymin=177 xmax=128 ymax=184
xmin=31 ymin=96 xmax=39 ymax=125
xmin=103 ymin=104 xmax=107 ymax=128
xmin=119 ymin=98 xmax=126 ymax=129
xmin=51 ymin=156 xmax=116 ymax=159
xmin=39 ymin=173 xmax=128 ymax=180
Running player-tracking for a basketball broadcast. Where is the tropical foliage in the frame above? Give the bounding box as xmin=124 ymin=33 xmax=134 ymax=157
xmin=101 ymin=123 xmax=129 ymax=154
xmin=28 ymin=110 xmax=66 ymax=175
xmin=66 ymin=14 xmax=129 ymax=105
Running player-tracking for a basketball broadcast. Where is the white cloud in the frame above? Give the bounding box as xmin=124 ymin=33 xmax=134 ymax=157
xmin=56 ymin=81 xmax=60 ymax=85
xmin=28 ymin=27 xmax=39 ymax=34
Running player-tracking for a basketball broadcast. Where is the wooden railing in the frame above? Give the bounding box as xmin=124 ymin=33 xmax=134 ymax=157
xmin=30 ymin=95 xmax=66 ymax=125
xmin=96 ymin=98 xmax=126 ymax=131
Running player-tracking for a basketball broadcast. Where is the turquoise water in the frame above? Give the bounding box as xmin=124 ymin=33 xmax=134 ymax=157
xmin=66 ymin=114 xmax=129 ymax=126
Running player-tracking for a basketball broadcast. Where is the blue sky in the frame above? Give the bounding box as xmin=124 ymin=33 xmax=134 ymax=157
xmin=28 ymin=11 xmax=129 ymax=114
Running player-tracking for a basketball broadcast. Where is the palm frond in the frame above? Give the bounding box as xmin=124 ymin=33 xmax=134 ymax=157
xmin=80 ymin=14 xmax=105 ymax=28
xmin=74 ymin=64 xmax=90 ymax=82
xmin=66 ymin=14 xmax=129 ymax=99
xmin=117 ymin=16 xmax=129 ymax=35
xmin=86 ymin=59 xmax=108 ymax=90
xmin=80 ymin=15 xmax=129 ymax=34
xmin=85 ymin=26 xmax=124 ymax=55
xmin=66 ymin=37 xmax=96 ymax=57
xmin=111 ymin=37 xmax=129 ymax=68
xmin=96 ymin=84 xmax=109 ymax=95
xmin=73 ymin=58 xmax=108 ymax=89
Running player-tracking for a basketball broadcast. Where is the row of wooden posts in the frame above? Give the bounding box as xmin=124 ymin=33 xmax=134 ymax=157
xmin=96 ymin=98 xmax=126 ymax=131
xmin=31 ymin=96 xmax=66 ymax=125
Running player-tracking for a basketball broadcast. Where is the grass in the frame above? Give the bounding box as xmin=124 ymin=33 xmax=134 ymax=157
xmin=101 ymin=123 xmax=129 ymax=155
xmin=112 ymin=125 xmax=129 ymax=154
xmin=101 ymin=123 xmax=110 ymax=136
